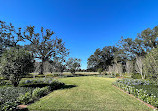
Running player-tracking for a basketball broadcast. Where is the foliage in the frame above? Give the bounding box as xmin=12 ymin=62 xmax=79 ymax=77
xmin=0 ymin=20 xmax=23 ymax=57
xmin=20 ymin=78 xmax=65 ymax=92
xmin=0 ymin=101 xmax=18 ymax=111
xmin=32 ymin=86 xmax=49 ymax=100
xmin=134 ymin=85 xmax=158 ymax=98
xmin=87 ymin=46 xmax=125 ymax=71
xmin=0 ymin=87 xmax=34 ymax=104
xmin=143 ymin=48 xmax=158 ymax=80
xmin=115 ymin=73 xmax=120 ymax=77
xmin=66 ymin=58 xmax=81 ymax=74
xmin=20 ymin=78 xmax=65 ymax=89
xmin=113 ymin=79 xmax=158 ymax=108
xmin=97 ymin=68 xmax=103 ymax=74
xmin=0 ymin=80 xmax=11 ymax=86
xmin=0 ymin=87 xmax=34 ymax=111
xmin=131 ymin=73 xmax=142 ymax=79
xmin=49 ymin=80 xmax=65 ymax=90
xmin=23 ymin=26 xmax=69 ymax=74
xmin=0 ymin=48 xmax=34 ymax=87
xmin=18 ymin=92 xmax=32 ymax=104
xmin=88 ymin=25 xmax=158 ymax=78
xmin=115 ymin=78 xmax=151 ymax=85
xmin=0 ymin=78 xmax=64 ymax=110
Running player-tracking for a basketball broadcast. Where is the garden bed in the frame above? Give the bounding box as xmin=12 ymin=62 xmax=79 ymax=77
xmin=113 ymin=78 xmax=158 ymax=109
xmin=0 ymin=78 xmax=65 ymax=111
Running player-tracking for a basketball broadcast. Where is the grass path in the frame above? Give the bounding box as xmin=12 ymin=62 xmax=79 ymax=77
xmin=28 ymin=77 xmax=152 ymax=111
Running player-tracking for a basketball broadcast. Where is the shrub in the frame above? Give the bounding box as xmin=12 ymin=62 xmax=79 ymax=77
xmin=113 ymin=79 xmax=158 ymax=108
xmin=0 ymin=87 xmax=34 ymax=111
xmin=49 ymin=80 xmax=65 ymax=90
xmin=116 ymin=78 xmax=151 ymax=86
xmin=32 ymin=86 xmax=49 ymax=100
xmin=20 ymin=78 xmax=65 ymax=90
xmin=144 ymin=48 xmax=158 ymax=80
xmin=17 ymin=92 xmax=32 ymax=104
xmin=115 ymin=73 xmax=120 ymax=77
xmin=0 ymin=78 xmax=65 ymax=110
xmin=0 ymin=101 xmax=18 ymax=111
xmin=0 ymin=80 xmax=11 ymax=86
xmin=131 ymin=73 xmax=142 ymax=79
xmin=0 ymin=48 xmax=34 ymax=87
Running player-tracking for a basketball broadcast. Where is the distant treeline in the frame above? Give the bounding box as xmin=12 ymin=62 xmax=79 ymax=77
xmin=87 ymin=26 xmax=158 ymax=80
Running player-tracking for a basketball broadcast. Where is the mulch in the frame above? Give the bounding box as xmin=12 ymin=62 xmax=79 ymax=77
xmin=17 ymin=105 xmax=28 ymax=110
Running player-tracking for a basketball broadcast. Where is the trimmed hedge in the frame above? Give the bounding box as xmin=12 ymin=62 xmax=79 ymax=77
xmin=116 ymin=78 xmax=152 ymax=85
xmin=113 ymin=79 xmax=158 ymax=108
xmin=0 ymin=78 xmax=65 ymax=111
xmin=0 ymin=87 xmax=34 ymax=111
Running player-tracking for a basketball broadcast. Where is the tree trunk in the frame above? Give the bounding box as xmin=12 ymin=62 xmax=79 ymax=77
xmin=39 ymin=58 xmax=45 ymax=75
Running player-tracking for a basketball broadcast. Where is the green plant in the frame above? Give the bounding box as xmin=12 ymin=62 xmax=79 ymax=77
xmin=0 ymin=87 xmax=34 ymax=111
xmin=0 ymin=80 xmax=11 ymax=86
xmin=115 ymin=73 xmax=120 ymax=77
xmin=32 ymin=86 xmax=49 ymax=100
xmin=18 ymin=92 xmax=32 ymax=104
xmin=20 ymin=78 xmax=65 ymax=89
xmin=143 ymin=48 xmax=158 ymax=80
xmin=1 ymin=101 xmax=18 ymax=111
xmin=131 ymin=73 xmax=142 ymax=79
xmin=113 ymin=80 xmax=158 ymax=108
xmin=97 ymin=68 xmax=103 ymax=74
xmin=0 ymin=48 xmax=34 ymax=87
xmin=49 ymin=81 xmax=65 ymax=90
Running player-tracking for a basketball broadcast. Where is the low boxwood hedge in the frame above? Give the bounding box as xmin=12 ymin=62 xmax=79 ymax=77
xmin=113 ymin=79 xmax=158 ymax=108
xmin=0 ymin=78 xmax=65 ymax=111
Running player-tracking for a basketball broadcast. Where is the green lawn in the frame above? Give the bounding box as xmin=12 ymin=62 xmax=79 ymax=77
xmin=28 ymin=76 xmax=152 ymax=111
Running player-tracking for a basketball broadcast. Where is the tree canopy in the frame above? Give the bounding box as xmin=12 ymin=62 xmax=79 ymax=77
xmin=23 ymin=26 xmax=69 ymax=74
xmin=0 ymin=48 xmax=34 ymax=86
xmin=66 ymin=58 xmax=81 ymax=74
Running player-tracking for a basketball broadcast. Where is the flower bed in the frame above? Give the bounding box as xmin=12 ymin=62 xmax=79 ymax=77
xmin=0 ymin=87 xmax=34 ymax=111
xmin=113 ymin=79 xmax=158 ymax=108
xmin=0 ymin=78 xmax=65 ymax=111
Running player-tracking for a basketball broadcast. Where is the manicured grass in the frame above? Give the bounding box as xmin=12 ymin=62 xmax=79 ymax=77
xmin=28 ymin=77 xmax=152 ymax=111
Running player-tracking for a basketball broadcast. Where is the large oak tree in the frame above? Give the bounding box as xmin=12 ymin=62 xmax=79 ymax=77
xmin=23 ymin=26 xmax=69 ymax=74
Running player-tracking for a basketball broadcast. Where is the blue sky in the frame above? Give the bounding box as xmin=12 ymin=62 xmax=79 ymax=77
xmin=0 ymin=0 xmax=158 ymax=69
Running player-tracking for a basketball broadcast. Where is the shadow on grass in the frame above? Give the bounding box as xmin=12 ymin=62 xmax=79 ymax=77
xmin=21 ymin=84 xmax=48 ymax=88
xmin=21 ymin=84 xmax=77 ymax=89
xmin=60 ymin=84 xmax=77 ymax=89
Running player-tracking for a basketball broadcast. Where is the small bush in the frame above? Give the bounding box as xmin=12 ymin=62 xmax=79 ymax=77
xmin=131 ymin=73 xmax=142 ymax=79
xmin=18 ymin=92 xmax=32 ymax=104
xmin=116 ymin=78 xmax=151 ymax=85
xmin=1 ymin=101 xmax=18 ymax=111
xmin=113 ymin=79 xmax=158 ymax=108
xmin=0 ymin=80 xmax=11 ymax=86
xmin=0 ymin=87 xmax=34 ymax=111
xmin=32 ymin=86 xmax=49 ymax=100
xmin=49 ymin=81 xmax=65 ymax=90
xmin=115 ymin=73 xmax=120 ymax=77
